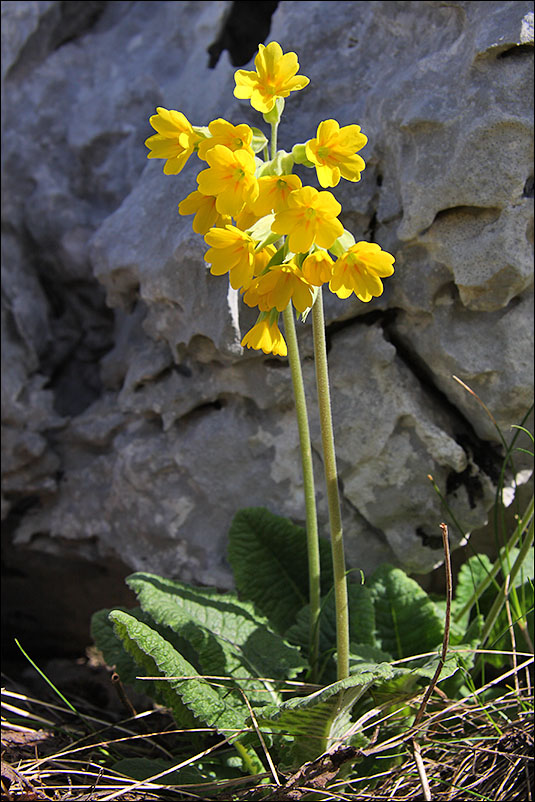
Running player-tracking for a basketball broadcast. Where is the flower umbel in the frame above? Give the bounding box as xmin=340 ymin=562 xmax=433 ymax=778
xmin=197 ymin=145 xmax=259 ymax=217
xmin=330 ymin=242 xmax=395 ymax=302
xmin=241 ymin=317 xmax=287 ymax=356
xmin=234 ymin=41 xmax=309 ymax=114
xmin=306 ymin=119 xmax=367 ymax=188
xmin=272 ymin=186 xmax=344 ymax=253
xmin=145 ymin=107 xmax=202 ymax=175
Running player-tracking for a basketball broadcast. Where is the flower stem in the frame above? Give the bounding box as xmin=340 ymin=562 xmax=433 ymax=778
xmin=311 ymin=287 xmax=349 ymax=681
xmin=270 ymin=120 xmax=278 ymax=160
xmin=282 ymin=303 xmax=321 ymax=682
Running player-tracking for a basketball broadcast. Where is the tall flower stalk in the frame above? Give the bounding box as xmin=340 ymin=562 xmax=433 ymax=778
xmin=146 ymin=40 xmax=395 ymax=687
xmin=270 ymin=110 xmax=321 ymax=678
xmin=312 ymin=288 xmax=349 ymax=679
xmin=282 ymin=302 xmax=321 ymax=678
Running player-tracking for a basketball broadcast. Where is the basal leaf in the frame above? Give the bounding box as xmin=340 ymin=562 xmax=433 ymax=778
xmin=395 ymin=653 xmax=460 ymax=684
xmin=92 ymin=607 xmax=186 ymax=705
xmin=228 ymin=507 xmax=334 ymax=634
xmin=91 ymin=605 xmax=200 ymax=703
xmin=126 ymin=572 xmax=306 ymax=708
xmin=91 ymin=607 xmax=144 ymax=686
xmin=258 ymin=666 xmax=392 ymax=767
xmin=348 ymin=643 xmax=393 ymax=672
xmin=286 ymin=583 xmax=376 ymax=681
xmin=368 ymin=565 xmax=444 ymax=659
xmin=112 ymin=757 xmax=201 ymax=785
xmin=109 ymin=610 xmax=250 ymax=738
xmin=112 ymin=756 xmax=243 ymax=788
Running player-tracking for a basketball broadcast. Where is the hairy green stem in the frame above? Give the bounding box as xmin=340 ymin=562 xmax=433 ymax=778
xmin=311 ymin=288 xmax=350 ymax=681
xmin=269 ymin=119 xmax=321 ymax=678
xmin=282 ymin=303 xmax=321 ymax=681
xmin=270 ymin=120 xmax=278 ymax=160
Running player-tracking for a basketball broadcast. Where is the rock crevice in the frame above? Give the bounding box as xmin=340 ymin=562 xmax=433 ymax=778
xmin=1 ymin=0 xmax=533 ymax=654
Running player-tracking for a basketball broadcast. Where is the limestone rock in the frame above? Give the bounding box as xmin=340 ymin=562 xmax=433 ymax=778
xmin=1 ymin=0 xmax=533 ymax=654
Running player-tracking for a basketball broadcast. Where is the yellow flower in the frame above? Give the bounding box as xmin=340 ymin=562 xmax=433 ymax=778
xmin=204 ymin=225 xmax=256 ymax=290
xmin=144 ymin=107 xmax=202 ymax=175
xmin=234 ymin=41 xmax=310 ymax=114
xmin=197 ymin=119 xmax=254 ymax=160
xmin=271 ymin=186 xmax=343 ymax=253
xmin=253 ymin=244 xmax=277 ymax=276
xmin=301 ymin=249 xmax=334 ymax=286
xmin=251 ymin=174 xmax=302 ymax=217
xmin=197 ymin=145 xmax=259 ymax=217
xmin=305 ymin=119 xmax=367 ymax=188
xmin=329 ymin=242 xmax=395 ymax=302
xmin=243 ymin=261 xmax=315 ymax=314
xmin=241 ymin=318 xmax=287 ymax=357
xmin=235 ymin=205 xmax=262 ymax=231
xmin=178 ymin=190 xmax=230 ymax=235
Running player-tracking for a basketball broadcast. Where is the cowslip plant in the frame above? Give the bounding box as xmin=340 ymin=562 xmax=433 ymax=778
xmin=147 ymin=39 xmax=394 ymax=685
xmin=91 ymin=42 xmax=516 ymax=789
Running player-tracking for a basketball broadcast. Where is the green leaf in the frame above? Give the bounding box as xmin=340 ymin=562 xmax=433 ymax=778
xmin=126 ymin=572 xmax=306 ymax=708
xmin=91 ymin=607 xmax=142 ymax=686
xmin=351 ymin=652 xmax=458 ymax=721
xmin=369 ymin=669 xmax=426 ymax=717
xmin=485 ymin=579 xmax=534 ymax=666
xmin=112 ymin=756 xmax=244 ymax=789
xmin=349 ymin=643 xmax=393 ymax=671
xmin=91 ymin=607 xmax=196 ymax=705
xmin=228 ymin=507 xmax=334 ymax=634
xmin=441 ymin=613 xmax=485 ymax=696
xmin=399 ymin=652 xmax=460 ymax=684
xmin=258 ymin=666 xmax=392 ymax=768
xmin=286 ymin=583 xmax=376 ymax=681
xmin=498 ymin=545 xmax=535 ymax=585
xmin=109 ymin=611 xmax=253 ymax=739
xmin=368 ymin=565 xmax=444 ymax=659
xmin=112 ymin=757 xmax=203 ymax=785
xmin=452 ymin=553 xmax=494 ymax=627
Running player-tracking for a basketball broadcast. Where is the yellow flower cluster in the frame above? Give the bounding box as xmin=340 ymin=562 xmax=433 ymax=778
xmin=145 ymin=42 xmax=395 ymax=357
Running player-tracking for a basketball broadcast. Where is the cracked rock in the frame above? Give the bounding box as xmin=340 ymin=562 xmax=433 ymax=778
xmin=1 ymin=0 xmax=533 ymax=655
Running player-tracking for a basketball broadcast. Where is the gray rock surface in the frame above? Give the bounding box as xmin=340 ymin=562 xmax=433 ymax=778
xmin=1 ymin=0 xmax=533 ymax=654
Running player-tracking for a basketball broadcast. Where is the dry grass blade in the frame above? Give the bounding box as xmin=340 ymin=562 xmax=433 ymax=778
xmin=409 ymin=522 xmax=453 ymax=801
xmin=2 ymin=663 xmax=532 ymax=800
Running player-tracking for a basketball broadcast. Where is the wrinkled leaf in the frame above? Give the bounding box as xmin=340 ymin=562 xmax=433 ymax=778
xmin=127 ymin=572 xmax=306 ymax=708
xmin=228 ymin=507 xmax=334 ymax=634
xmin=368 ymin=564 xmax=444 ymax=659
xmin=258 ymin=665 xmax=392 ymax=767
